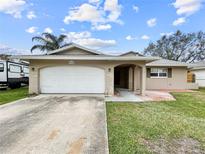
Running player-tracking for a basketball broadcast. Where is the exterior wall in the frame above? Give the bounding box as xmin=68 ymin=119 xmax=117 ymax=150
xmin=29 ymin=60 xmax=146 ymax=95
xmin=53 ymin=48 xmax=96 ymax=55
xmin=146 ymin=67 xmax=188 ymax=90
xmin=191 ymin=69 xmax=205 ymax=87
xmin=134 ymin=66 xmax=141 ymax=90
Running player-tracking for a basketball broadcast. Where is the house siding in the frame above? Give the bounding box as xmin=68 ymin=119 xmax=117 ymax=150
xmin=146 ymin=67 xmax=188 ymax=90
xmin=29 ymin=60 xmax=145 ymax=95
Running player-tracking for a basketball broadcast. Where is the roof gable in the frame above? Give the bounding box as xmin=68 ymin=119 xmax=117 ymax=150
xmin=47 ymin=43 xmax=103 ymax=55
xmin=120 ymin=51 xmax=142 ymax=57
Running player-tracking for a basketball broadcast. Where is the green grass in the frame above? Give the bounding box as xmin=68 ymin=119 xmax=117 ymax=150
xmin=107 ymin=90 xmax=205 ymax=154
xmin=0 ymin=87 xmax=28 ymax=105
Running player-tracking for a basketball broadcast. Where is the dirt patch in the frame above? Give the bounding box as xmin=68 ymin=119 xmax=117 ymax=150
xmin=141 ymin=91 xmax=176 ymax=101
xmin=47 ymin=129 xmax=60 ymax=140
xmin=67 ymin=137 xmax=85 ymax=154
xmin=140 ymin=137 xmax=205 ymax=154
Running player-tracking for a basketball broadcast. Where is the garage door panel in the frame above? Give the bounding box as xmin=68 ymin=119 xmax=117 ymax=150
xmin=40 ymin=66 xmax=105 ymax=93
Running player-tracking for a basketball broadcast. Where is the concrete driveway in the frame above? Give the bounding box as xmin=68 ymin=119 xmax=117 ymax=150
xmin=0 ymin=95 xmax=108 ymax=154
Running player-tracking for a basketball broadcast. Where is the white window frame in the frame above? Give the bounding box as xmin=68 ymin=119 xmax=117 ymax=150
xmin=9 ymin=64 xmax=22 ymax=73
xmin=0 ymin=63 xmax=4 ymax=72
xmin=150 ymin=68 xmax=168 ymax=78
xmin=23 ymin=66 xmax=29 ymax=74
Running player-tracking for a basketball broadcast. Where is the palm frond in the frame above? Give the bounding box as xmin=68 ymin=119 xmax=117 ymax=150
xmin=42 ymin=33 xmax=59 ymax=48
xmin=31 ymin=45 xmax=47 ymax=53
xmin=57 ymin=35 xmax=67 ymax=43
xmin=31 ymin=33 xmax=70 ymax=53
xmin=32 ymin=36 xmax=48 ymax=44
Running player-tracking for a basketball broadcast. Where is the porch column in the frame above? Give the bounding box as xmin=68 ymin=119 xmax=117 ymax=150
xmin=29 ymin=66 xmax=39 ymax=94
xmin=128 ymin=67 xmax=134 ymax=91
xmin=140 ymin=65 xmax=146 ymax=96
xmin=106 ymin=66 xmax=114 ymax=96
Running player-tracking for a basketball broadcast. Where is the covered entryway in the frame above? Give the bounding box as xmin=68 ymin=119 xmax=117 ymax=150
xmin=114 ymin=64 xmax=136 ymax=90
xmin=114 ymin=64 xmax=147 ymax=95
xmin=40 ymin=66 xmax=105 ymax=93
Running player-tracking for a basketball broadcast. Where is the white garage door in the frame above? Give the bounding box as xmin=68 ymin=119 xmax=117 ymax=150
xmin=40 ymin=66 xmax=105 ymax=93
xmin=193 ymin=70 xmax=205 ymax=87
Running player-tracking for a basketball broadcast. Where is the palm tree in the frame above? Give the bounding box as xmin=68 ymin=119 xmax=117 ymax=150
xmin=31 ymin=33 xmax=69 ymax=53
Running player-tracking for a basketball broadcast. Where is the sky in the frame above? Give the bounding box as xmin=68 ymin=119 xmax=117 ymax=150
xmin=0 ymin=0 xmax=205 ymax=55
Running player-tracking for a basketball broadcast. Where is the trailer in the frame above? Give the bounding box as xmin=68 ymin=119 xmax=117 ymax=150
xmin=0 ymin=60 xmax=29 ymax=89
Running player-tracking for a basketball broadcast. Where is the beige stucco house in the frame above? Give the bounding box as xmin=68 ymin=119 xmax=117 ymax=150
xmin=14 ymin=43 xmax=191 ymax=96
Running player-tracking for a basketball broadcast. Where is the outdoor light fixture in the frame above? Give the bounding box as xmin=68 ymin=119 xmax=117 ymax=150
xmin=108 ymin=68 xmax=111 ymax=72
xmin=31 ymin=67 xmax=35 ymax=71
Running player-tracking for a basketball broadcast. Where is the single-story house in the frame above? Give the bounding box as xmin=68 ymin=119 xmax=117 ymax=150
xmin=14 ymin=43 xmax=191 ymax=96
xmin=189 ymin=61 xmax=205 ymax=87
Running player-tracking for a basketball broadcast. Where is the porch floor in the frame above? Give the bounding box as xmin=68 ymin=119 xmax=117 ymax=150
xmin=106 ymin=89 xmax=143 ymax=102
xmin=106 ymin=89 xmax=176 ymax=102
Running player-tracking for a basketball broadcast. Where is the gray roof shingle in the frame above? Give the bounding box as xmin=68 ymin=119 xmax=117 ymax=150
xmin=146 ymin=59 xmax=188 ymax=67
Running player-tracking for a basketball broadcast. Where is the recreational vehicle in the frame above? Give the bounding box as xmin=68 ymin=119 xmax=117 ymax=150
xmin=0 ymin=60 xmax=29 ymax=89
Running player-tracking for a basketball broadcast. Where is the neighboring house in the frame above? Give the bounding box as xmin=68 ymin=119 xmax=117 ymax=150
xmin=13 ymin=43 xmax=192 ymax=96
xmin=0 ymin=54 xmax=10 ymax=60
xmin=189 ymin=61 xmax=205 ymax=87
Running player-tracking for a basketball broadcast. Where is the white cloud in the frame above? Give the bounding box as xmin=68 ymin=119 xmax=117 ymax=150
xmin=172 ymin=17 xmax=186 ymax=26
xmin=65 ymin=31 xmax=91 ymax=40
xmin=76 ymin=38 xmax=116 ymax=48
xmin=63 ymin=0 xmax=122 ymax=29
xmin=0 ymin=0 xmax=26 ymax=18
xmin=44 ymin=27 xmax=53 ymax=33
xmin=0 ymin=44 xmax=29 ymax=55
xmin=63 ymin=3 xmax=104 ymax=24
xmin=172 ymin=0 xmax=203 ymax=16
xmin=88 ymin=0 xmax=100 ymax=4
xmin=27 ymin=11 xmax=36 ymax=19
xmin=25 ymin=26 xmax=38 ymax=34
xmin=104 ymin=0 xmax=122 ymax=23
xmin=64 ymin=31 xmax=116 ymax=48
xmin=147 ymin=18 xmax=157 ymax=27
xmin=60 ymin=28 xmax=66 ymax=32
xmin=141 ymin=35 xmax=150 ymax=40
xmin=133 ymin=5 xmax=139 ymax=12
xmin=160 ymin=32 xmax=174 ymax=36
xmin=92 ymin=24 xmax=111 ymax=30
xmin=125 ymin=35 xmax=137 ymax=41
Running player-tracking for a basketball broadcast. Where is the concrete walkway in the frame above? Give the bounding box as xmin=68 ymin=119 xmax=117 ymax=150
xmin=106 ymin=89 xmax=144 ymax=102
xmin=0 ymin=95 xmax=109 ymax=154
xmin=106 ymin=89 xmax=175 ymax=102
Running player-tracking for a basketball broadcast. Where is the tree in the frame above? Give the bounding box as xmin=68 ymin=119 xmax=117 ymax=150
xmin=31 ymin=33 xmax=69 ymax=53
xmin=143 ymin=30 xmax=205 ymax=63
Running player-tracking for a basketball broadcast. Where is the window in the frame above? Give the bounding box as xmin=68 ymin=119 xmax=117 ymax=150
xmin=150 ymin=68 xmax=168 ymax=78
xmin=23 ymin=67 xmax=29 ymax=74
xmin=9 ymin=64 xmax=22 ymax=73
xmin=0 ymin=63 xmax=4 ymax=72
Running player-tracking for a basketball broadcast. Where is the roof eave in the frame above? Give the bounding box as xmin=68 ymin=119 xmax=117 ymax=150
xmin=11 ymin=55 xmax=160 ymax=62
xmin=146 ymin=64 xmax=188 ymax=67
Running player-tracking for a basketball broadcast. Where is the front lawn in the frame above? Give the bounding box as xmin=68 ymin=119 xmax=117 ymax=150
xmin=107 ymin=90 xmax=205 ymax=154
xmin=0 ymin=87 xmax=28 ymax=105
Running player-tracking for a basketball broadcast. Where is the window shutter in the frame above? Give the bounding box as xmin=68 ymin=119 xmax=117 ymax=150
xmin=147 ymin=68 xmax=151 ymax=78
xmin=168 ymin=68 xmax=172 ymax=78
